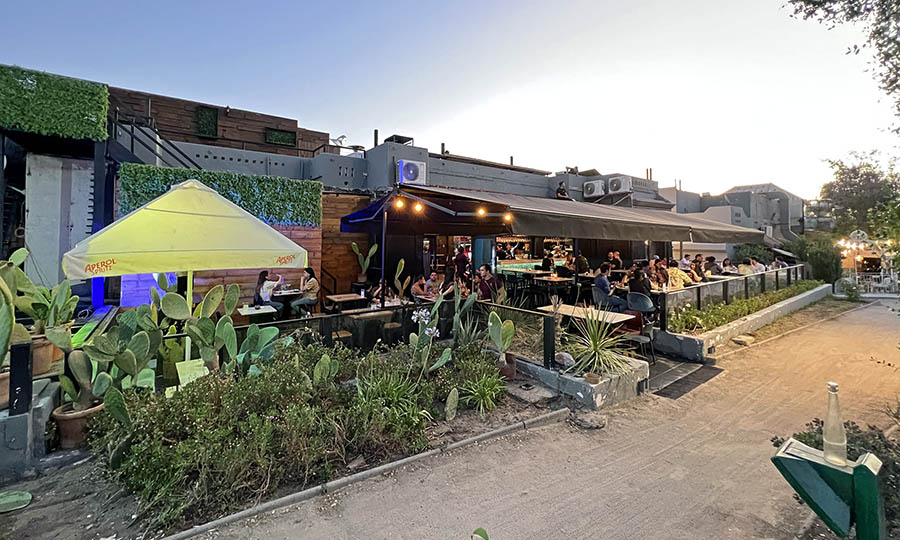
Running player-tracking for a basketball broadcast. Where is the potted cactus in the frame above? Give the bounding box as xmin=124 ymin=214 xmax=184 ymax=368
xmin=488 ymin=311 xmax=516 ymax=378
xmin=351 ymin=242 xmax=378 ymax=283
xmin=16 ymin=279 xmax=79 ymax=375
xmin=52 ymin=306 xmax=162 ymax=448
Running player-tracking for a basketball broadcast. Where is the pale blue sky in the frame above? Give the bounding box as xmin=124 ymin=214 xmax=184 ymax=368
xmin=2 ymin=0 xmax=896 ymax=198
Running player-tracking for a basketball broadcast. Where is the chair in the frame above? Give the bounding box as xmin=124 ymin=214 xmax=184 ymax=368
xmin=626 ymin=292 xmax=656 ymax=322
xmin=620 ymin=311 xmax=657 ymax=364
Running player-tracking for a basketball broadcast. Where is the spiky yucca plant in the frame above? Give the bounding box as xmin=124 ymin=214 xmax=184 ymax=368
xmin=563 ymin=307 xmax=632 ymax=376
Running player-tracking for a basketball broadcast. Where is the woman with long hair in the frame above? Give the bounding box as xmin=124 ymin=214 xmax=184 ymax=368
xmin=290 ymin=267 xmax=320 ymax=316
xmin=254 ymin=270 xmax=284 ymax=314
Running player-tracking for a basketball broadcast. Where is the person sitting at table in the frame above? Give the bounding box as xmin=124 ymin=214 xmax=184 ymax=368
xmin=425 ymin=271 xmax=442 ymax=296
xmin=750 ymin=257 xmax=766 ymax=273
xmin=678 ymin=254 xmax=692 ymax=270
xmin=411 ymin=274 xmax=428 ymax=298
xmin=704 ymin=256 xmax=723 ymax=276
xmin=738 ymin=258 xmax=755 ymax=275
xmin=564 ymin=253 xmax=576 ymax=270
xmin=253 ymin=270 xmax=284 ymax=313
xmin=455 ymin=276 xmax=471 ymax=297
xmin=540 ymin=256 xmax=553 ymax=271
xmin=611 ymin=251 xmax=624 ymax=271
xmin=721 ymin=258 xmax=738 ymax=273
xmin=476 ymin=264 xmax=504 ymax=300
xmin=666 ymin=264 xmax=693 ymax=290
xmin=652 ymin=260 xmax=669 ymax=289
xmin=556 ymin=260 xmax=574 ymax=278
xmin=290 ymin=267 xmax=320 ymax=316
xmin=687 ymin=262 xmax=705 ymax=283
xmin=575 ymin=251 xmax=590 ymax=274
xmin=628 ymin=269 xmax=654 ymax=296
xmin=593 ymin=262 xmax=628 ymax=313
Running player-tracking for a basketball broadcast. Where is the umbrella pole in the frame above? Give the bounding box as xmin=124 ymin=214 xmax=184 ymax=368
xmin=185 ymin=270 xmax=193 ymax=362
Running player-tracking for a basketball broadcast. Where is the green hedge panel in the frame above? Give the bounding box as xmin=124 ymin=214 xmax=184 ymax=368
xmin=0 ymin=65 xmax=108 ymax=141
xmin=118 ymin=163 xmax=322 ymax=227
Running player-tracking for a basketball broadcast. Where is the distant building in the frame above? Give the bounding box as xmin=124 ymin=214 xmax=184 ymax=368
xmin=660 ymin=183 xmax=807 ymax=260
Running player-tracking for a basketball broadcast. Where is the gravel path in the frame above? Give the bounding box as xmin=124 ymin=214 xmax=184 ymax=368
xmin=205 ymin=300 xmax=900 ymax=540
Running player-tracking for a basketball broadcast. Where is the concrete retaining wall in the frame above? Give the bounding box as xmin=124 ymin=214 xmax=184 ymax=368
xmin=515 ymin=357 xmax=649 ymax=409
xmin=654 ymin=284 xmax=832 ymax=362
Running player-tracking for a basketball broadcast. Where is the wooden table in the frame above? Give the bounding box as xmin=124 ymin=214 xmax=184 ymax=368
xmin=325 ymin=293 xmax=369 ymax=313
xmin=238 ymin=304 xmax=277 ymax=323
xmin=517 ymin=269 xmax=554 ymax=276
xmin=535 ymin=276 xmax=574 ymax=283
xmin=537 ymin=304 xmax=635 ymax=325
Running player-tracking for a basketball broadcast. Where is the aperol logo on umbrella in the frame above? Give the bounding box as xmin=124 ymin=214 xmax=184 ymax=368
xmin=276 ymin=254 xmax=297 ymax=265
xmin=84 ymin=258 xmax=116 ymax=275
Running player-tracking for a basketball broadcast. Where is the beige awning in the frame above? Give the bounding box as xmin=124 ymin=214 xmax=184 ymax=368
xmin=400 ymin=185 xmax=764 ymax=243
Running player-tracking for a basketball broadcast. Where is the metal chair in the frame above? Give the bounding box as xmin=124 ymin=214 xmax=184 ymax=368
xmin=620 ymin=311 xmax=657 ymax=364
xmin=626 ymin=292 xmax=656 ymax=322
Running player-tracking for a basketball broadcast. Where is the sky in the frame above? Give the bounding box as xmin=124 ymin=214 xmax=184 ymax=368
xmin=2 ymin=0 xmax=898 ymax=199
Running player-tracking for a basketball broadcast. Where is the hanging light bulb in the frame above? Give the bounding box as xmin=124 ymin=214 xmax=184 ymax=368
xmin=394 ymin=199 xmax=405 ymax=209
xmin=503 ymin=212 xmax=512 ymax=222
xmin=477 ymin=207 xmax=486 ymax=216
xmin=414 ymin=202 xmax=423 ymax=213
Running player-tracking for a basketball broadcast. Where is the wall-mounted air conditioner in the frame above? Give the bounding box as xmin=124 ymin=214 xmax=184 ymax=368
xmin=397 ymin=159 xmax=427 ymax=185
xmin=606 ymin=176 xmax=633 ymax=195
xmin=582 ymin=179 xmax=606 ymax=199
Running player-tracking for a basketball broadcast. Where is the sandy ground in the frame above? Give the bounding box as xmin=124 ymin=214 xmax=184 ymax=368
xmin=203 ymin=300 xmax=900 ymax=540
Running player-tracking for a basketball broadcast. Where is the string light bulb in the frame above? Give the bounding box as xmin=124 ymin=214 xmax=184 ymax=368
xmin=414 ymin=202 xmax=423 ymax=213
xmin=503 ymin=212 xmax=512 ymax=222
xmin=477 ymin=207 xmax=486 ymax=216
xmin=394 ymin=199 xmax=405 ymax=209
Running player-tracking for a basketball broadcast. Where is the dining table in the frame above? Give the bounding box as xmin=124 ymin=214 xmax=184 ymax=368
xmin=537 ymin=304 xmax=635 ymax=325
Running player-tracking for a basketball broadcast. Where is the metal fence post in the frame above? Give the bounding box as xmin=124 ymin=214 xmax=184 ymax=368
xmin=542 ymin=315 xmax=555 ymax=370
xmin=723 ymin=280 xmax=730 ymax=305
xmin=774 ymin=270 xmax=779 ymax=291
xmin=9 ymin=341 xmax=33 ymax=416
xmin=787 ymin=266 xmax=793 ymax=286
xmin=762 ymin=271 xmax=767 ymax=293
xmin=744 ymin=275 xmax=750 ymax=299
xmin=696 ymin=284 xmax=702 ymax=310
xmin=322 ymin=316 xmax=334 ymax=347
xmin=658 ymin=292 xmax=668 ymax=332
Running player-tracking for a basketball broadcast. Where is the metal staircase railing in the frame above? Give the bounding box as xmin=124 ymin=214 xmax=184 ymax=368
xmin=108 ymin=95 xmax=201 ymax=170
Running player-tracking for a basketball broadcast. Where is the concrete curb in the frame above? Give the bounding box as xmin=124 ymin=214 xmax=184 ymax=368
xmin=710 ymin=300 xmax=878 ymax=362
xmin=160 ymin=407 xmax=570 ymax=540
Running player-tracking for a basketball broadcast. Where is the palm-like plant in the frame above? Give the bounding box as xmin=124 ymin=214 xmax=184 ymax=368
xmin=563 ymin=307 xmax=632 ymax=377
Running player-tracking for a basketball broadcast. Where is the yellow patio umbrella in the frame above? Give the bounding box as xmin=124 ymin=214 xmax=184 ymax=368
xmin=62 ymin=178 xmax=308 ymax=361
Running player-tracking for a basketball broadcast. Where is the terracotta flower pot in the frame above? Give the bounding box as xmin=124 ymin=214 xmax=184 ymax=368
xmin=31 ymin=336 xmax=62 ymax=376
xmin=51 ymin=402 xmax=104 ymax=449
xmin=584 ymin=372 xmax=601 ymax=385
xmin=0 ymin=371 xmax=9 ymax=410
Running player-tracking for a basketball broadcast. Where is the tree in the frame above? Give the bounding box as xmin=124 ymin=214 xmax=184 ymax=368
xmin=787 ymin=0 xmax=900 ymax=130
xmin=819 ymin=152 xmax=898 ymax=233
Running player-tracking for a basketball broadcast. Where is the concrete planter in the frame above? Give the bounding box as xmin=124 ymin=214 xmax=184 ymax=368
xmin=654 ymin=284 xmax=832 ymax=362
xmin=514 ymin=356 xmax=649 ymax=410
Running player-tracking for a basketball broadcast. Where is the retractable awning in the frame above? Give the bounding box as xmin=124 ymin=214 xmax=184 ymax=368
xmin=384 ymin=185 xmax=764 ymax=243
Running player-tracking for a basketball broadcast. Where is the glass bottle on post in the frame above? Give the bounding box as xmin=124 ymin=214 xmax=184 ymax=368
xmin=823 ymin=382 xmax=848 ymax=466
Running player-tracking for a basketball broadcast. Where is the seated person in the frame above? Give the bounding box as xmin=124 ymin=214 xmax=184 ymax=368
xmin=721 ymin=258 xmax=738 ymax=273
xmin=738 ymin=258 xmax=755 ymax=275
xmin=556 ymin=264 xmax=574 ymax=278
xmin=541 ymin=256 xmax=554 ymax=271
xmin=575 ymin=252 xmax=590 ymax=274
xmin=290 ymin=267 xmax=319 ymax=316
xmin=425 ymin=271 xmax=441 ymax=296
xmin=592 ymin=262 xmax=628 ymax=313
xmin=666 ymin=265 xmax=693 ymax=290
xmin=253 ymin=270 xmax=284 ymax=314
xmin=704 ymin=256 xmax=723 ymax=276
xmin=687 ymin=262 xmax=705 ymax=283
xmin=411 ymin=274 xmax=428 ymax=298
xmin=628 ymin=269 xmax=654 ymax=296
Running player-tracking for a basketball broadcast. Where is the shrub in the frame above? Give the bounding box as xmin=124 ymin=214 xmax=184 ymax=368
xmin=117 ymin=163 xmax=322 ymax=226
xmin=460 ymin=374 xmax=506 ymax=417
xmin=668 ymin=280 xmax=822 ymax=333
xmin=0 ymin=65 xmax=108 ymax=140
xmin=839 ymin=278 xmax=862 ymax=302
xmin=734 ymin=243 xmax=772 ymax=265
xmin=772 ymin=419 xmax=899 ymax=535
xmin=806 ymin=237 xmax=843 ymax=283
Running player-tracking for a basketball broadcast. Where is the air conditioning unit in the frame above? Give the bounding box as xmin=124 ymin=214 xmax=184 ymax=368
xmin=606 ymin=175 xmax=633 ymax=195
xmin=582 ymin=179 xmax=606 ymax=199
xmin=397 ymin=159 xmax=427 ymax=185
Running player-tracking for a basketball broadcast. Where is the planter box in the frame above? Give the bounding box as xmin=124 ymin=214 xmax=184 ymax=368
xmin=514 ymin=356 xmax=649 ymax=410
xmin=654 ymin=284 xmax=832 ymax=362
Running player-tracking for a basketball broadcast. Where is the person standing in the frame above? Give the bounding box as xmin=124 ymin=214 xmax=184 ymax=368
xmin=290 ymin=267 xmax=320 ymax=316
xmin=611 ymin=251 xmax=624 ymax=271
xmin=453 ymin=245 xmax=470 ymax=279
xmin=476 ymin=264 xmax=504 ymax=300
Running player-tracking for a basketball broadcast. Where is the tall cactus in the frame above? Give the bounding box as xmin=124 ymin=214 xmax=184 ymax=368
xmin=394 ymin=258 xmax=411 ymax=301
xmin=351 ymin=242 xmax=378 ymax=275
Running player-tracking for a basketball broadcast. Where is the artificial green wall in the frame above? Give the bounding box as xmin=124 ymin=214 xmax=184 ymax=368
xmin=118 ymin=163 xmax=323 ymax=226
xmin=0 ymin=65 xmax=109 ymax=141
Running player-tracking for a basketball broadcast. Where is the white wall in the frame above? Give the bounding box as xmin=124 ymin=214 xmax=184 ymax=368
xmin=25 ymin=154 xmax=94 ymax=286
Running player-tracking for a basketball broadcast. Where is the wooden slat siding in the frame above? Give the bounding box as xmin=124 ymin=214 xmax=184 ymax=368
xmin=192 ymin=225 xmax=322 ymax=305
xmin=320 ymin=193 xmax=373 ymax=293
xmin=108 ymin=87 xmax=333 ymax=157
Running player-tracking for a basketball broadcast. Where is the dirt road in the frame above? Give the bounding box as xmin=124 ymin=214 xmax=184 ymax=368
xmin=206 ymin=301 xmax=900 ymax=540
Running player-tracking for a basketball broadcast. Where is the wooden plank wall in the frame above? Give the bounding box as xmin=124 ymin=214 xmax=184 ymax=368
xmin=192 ymin=225 xmax=322 ymax=305
xmin=320 ymin=193 xmax=372 ymax=294
xmin=108 ymin=87 xmax=333 ymax=157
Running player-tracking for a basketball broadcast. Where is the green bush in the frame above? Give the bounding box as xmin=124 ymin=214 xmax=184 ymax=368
xmin=118 ymin=163 xmax=322 ymax=226
xmin=806 ymin=237 xmax=843 ymax=283
xmin=265 ymin=127 xmax=297 ymax=147
xmin=733 ymin=243 xmax=773 ymax=264
xmin=194 ymin=106 xmax=218 ymax=138
xmin=772 ymin=419 xmax=899 ymax=536
xmin=668 ymin=280 xmax=823 ymax=333
xmin=461 ymin=374 xmax=506 ymax=417
xmin=0 ymin=65 xmax=108 ymax=140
